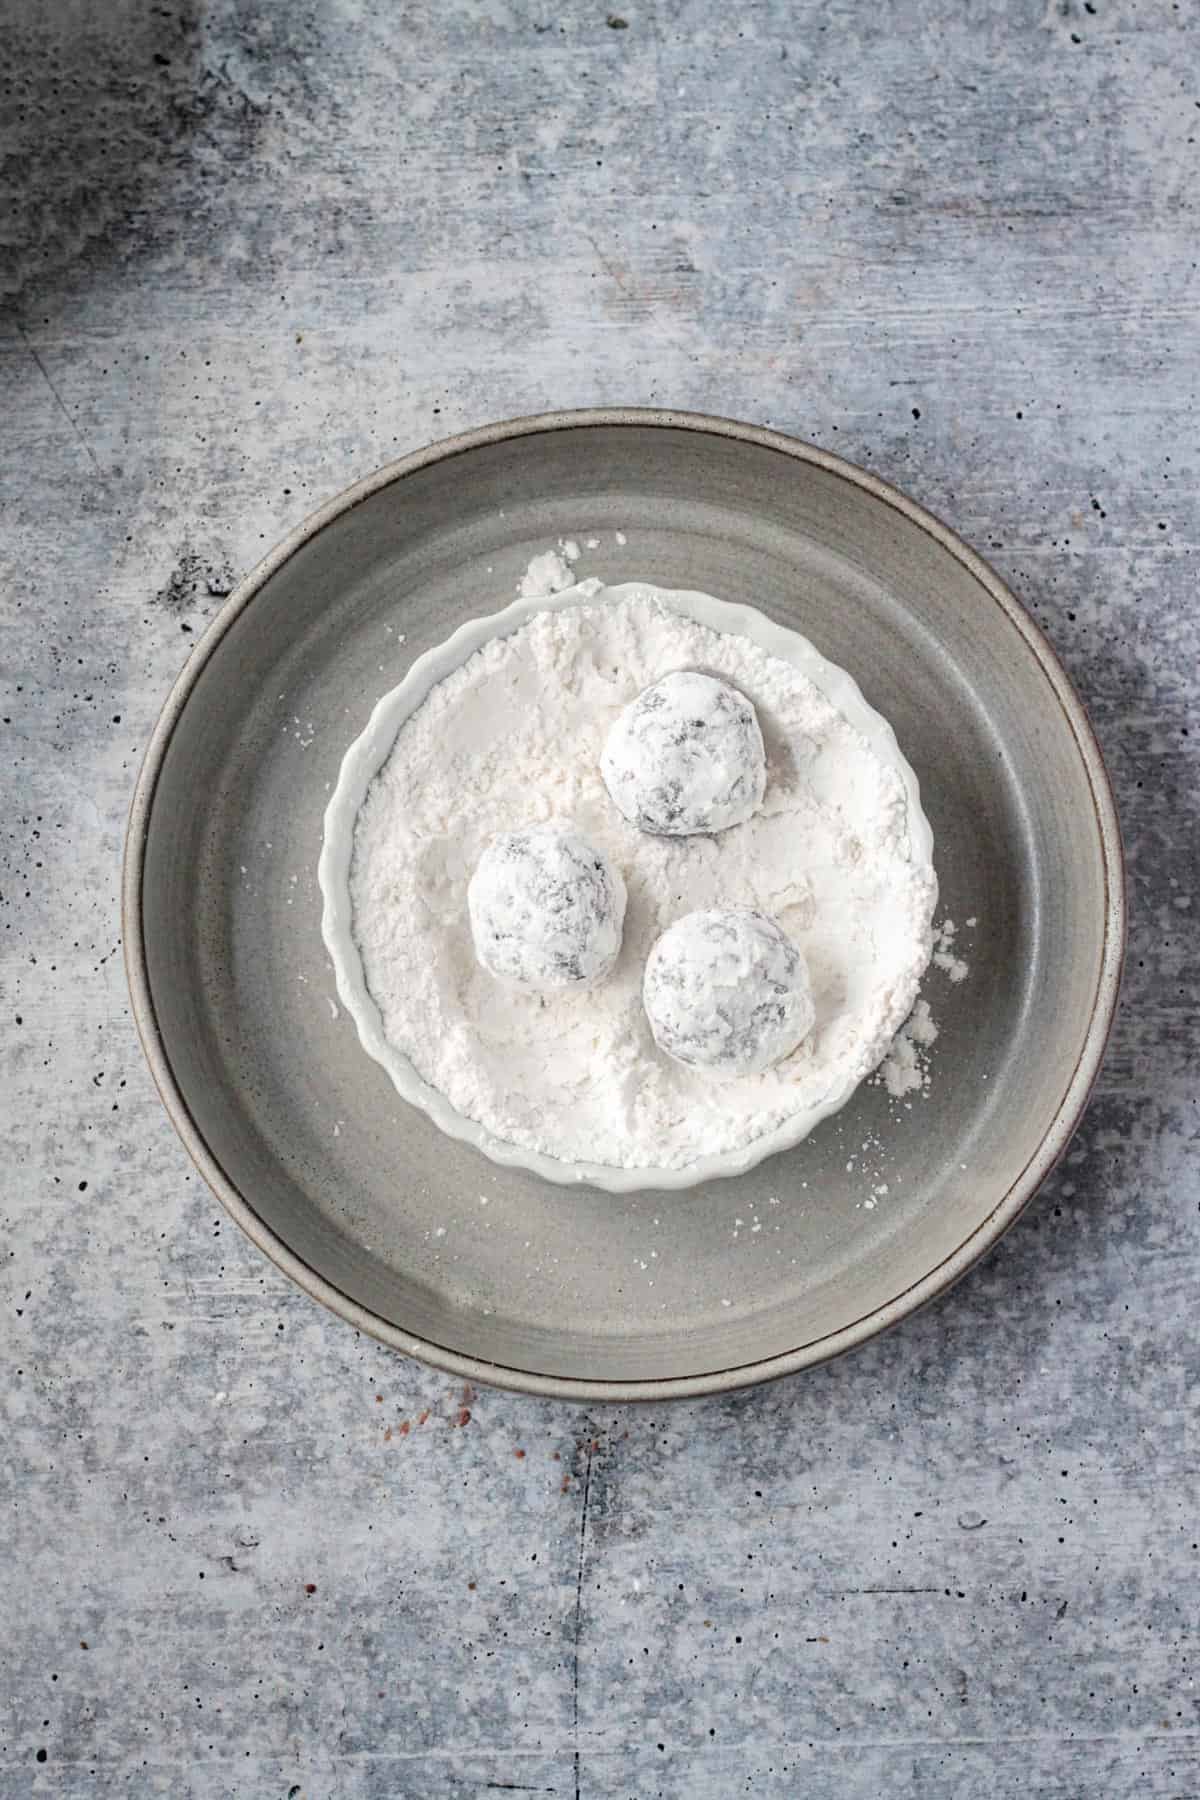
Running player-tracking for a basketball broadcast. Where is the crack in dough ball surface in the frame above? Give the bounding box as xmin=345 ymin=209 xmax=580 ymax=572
xmin=643 ymin=908 xmax=815 ymax=1078
xmin=600 ymin=670 xmax=767 ymax=836
xmin=468 ymin=825 xmax=626 ymax=990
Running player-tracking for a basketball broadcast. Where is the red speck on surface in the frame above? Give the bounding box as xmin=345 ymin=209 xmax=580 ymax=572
xmin=374 ymin=1393 xmax=383 ymax=1403
xmin=560 ymin=1475 xmax=571 ymax=1493
xmin=418 ymin=1409 xmax=431 ymax=1426
xmin=467 ymin=1581 xmax=477 ymax=1591
xmin=383 ymin=1427 xmax=393 ymax=1442
xmin=514 ymin=1448 xmax=526 ymax=1460
xmin=552 ymin=1451 xmax=561 ymax=1461
xmin=399 ymin=1419 xmax=411 ymax=1436
xmin=457 ymin=1408 xmax=472 ymax=1427
xmin=304 ymin=1583 xmax=317 ymax=1595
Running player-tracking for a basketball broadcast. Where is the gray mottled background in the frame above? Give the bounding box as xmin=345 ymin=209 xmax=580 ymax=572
xmin=2 ymin=1 xmax=1197 ymax=1795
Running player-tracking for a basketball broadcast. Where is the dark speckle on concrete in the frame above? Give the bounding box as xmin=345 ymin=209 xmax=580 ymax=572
xmin=153 ymin=545 xmax=235 ymax=615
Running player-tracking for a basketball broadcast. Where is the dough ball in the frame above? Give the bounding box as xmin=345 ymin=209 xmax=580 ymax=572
xmin=600 ymin=670 xmax=767 ymax=836
xmin=468 ymin=826 xmax=626 ymax=989
xmin=643 ymin=908 xmax=814 ymax=1078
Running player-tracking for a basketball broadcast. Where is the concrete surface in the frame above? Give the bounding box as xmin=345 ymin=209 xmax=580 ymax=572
xmin=2 ymin=1 xmax=1197 ymax=1794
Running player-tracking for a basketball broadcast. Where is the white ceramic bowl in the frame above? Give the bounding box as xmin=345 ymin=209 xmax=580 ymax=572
xmin=319 ymin=579 xmax=935 ymax=1192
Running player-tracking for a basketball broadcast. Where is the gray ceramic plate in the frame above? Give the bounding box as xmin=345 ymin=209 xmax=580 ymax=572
xmin=124 ymin=409 xmax=1124 ymax=1400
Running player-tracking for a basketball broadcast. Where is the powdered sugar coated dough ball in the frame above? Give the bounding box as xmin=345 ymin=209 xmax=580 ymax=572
xmin=601 ymin=670 xmax=767 ymax=836
xmin=643 ymin=908 xmax=814 ymax=1078
xmin=468 ymin=826 xmax=626 ymax=990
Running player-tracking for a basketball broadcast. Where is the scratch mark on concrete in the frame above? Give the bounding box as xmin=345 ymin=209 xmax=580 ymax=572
xmin=483 ymin=1786 xmax=557 ymax=1793
xmin=586 ymin=234 xmax=628 ymax=291
xmin=17 ymin=321 xmax=101 ymax=475
xmin=833 ymin=1586 xmax=942 ymax=1596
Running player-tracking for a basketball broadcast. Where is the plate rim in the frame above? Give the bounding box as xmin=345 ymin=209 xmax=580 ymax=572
xmin=122 ymin=406 xmax=1127 ymax=1401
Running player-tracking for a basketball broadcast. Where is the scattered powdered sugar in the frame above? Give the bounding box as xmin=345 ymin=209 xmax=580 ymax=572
xmin=518 ymin=549 xmax=578 ymax=599
xmin=931 ymin=916 xmax=969 ymax=983
xmin=842 ymin=1120 xmax=900 ymax=1209
xmin=874 ymin=915 xmax=975 ymax=1105
xmin=879 ymin=997 xmax=940 ymax=1099
xmin=282 ymin=712 xmax=316 ymax=749
xmin=515 ymin=540 xmax=589 ymax=599
xmin=518 ymin=539 xmax=622 ymax=594
xmin=348 ymin=585 xmax=938 ymax=1170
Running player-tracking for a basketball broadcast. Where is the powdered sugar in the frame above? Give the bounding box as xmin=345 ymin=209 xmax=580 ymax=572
xmin=347 ymin=585 xmax=938 ymax=1171
xmin=879 ymin=997 xmax=940 ymax=1098
xmin=517 ymin=548 xmax=577 ymax=599
xmin=932 ymin=916 xmax=970 ymax=983
xmin=875 ymin=917 xmax=974 ymax=1104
